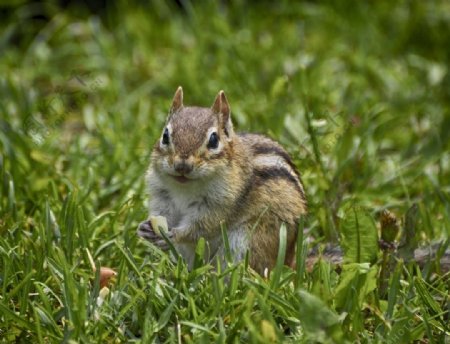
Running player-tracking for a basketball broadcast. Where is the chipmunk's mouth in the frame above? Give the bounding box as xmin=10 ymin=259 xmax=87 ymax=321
xmin=172 ymin=175 xmax=191 ymax=183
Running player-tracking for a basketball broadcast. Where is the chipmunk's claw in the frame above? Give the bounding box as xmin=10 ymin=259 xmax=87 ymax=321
xmin=137 ymin=220 xmax=171 ymax=250
xmin=137 ymin=220 xmax=155 ymax=238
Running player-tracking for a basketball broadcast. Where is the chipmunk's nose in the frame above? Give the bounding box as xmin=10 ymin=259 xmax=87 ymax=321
xmin=174 ymin=159 xmax=193 ymax=175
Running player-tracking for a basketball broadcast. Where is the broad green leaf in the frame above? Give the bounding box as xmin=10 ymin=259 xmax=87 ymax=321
xmin=334 ymin=263 xmax=378 ymax=311
xmin=340 ymin=205 xmax=379 ymax=264
xmin=296 ymin=289 xmax=344 ymax=342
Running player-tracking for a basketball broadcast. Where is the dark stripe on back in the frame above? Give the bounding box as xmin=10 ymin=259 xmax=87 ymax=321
xmin=234 ymin=175 xmax=255 ymax=210
xmin=251 ymin=144 xmax=300 ymax=177
xmin=254 ymin=166 xmax=305 ymax=200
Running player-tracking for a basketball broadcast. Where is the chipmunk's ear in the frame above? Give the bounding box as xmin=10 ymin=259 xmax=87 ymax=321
xmin=212 ymin=90 xmax=234 ymax=138
xmin=169 ymin=86 xmax=183 ymax=114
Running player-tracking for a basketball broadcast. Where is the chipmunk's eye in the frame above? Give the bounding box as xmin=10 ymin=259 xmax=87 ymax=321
xmin=162 ymin=128 xmax=170 ymax=145
xmin=207 ymin=132 xmax=219 ymax=149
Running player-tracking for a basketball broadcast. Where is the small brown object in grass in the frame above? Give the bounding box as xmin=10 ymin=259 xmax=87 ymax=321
xmin=98 ymin=267 xmax=117 ymax=288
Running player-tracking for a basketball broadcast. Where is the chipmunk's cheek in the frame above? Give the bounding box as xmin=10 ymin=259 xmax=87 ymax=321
xmin=158 ymin=157 xmax=173 ymax=175
xmin=194 ymin=162 xmax=214 ymax=178
xmin=191 ymin=164 xmax=205 ymax=178
xmin=189 ymin=157 xmax=203 ymax=173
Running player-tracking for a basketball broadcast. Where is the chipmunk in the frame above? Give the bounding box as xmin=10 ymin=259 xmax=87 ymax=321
xmin=137 ymin=87 xmax=307 ymax=274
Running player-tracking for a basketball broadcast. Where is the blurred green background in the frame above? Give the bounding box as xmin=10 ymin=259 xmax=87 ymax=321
xmin=0 ymin=0 xmax=449 ymax=342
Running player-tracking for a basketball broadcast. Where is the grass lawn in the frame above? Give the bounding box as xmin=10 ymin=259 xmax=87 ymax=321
xmin=0 ymin=1 xmax=449 ymax=342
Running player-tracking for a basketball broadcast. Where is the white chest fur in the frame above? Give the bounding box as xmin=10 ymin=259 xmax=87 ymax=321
xmin=148 ymin=168 xmax=218 ymax=228
xmin=147 ymin=166 xmax=245 ymax=267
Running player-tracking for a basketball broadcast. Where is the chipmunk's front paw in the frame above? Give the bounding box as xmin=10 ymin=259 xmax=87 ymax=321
xmin=137 ymin=220 xmax=172 ymax=250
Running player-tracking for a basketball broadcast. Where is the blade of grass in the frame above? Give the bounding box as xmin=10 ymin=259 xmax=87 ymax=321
xmin=270 ymin=223 xmax=287 ymax=290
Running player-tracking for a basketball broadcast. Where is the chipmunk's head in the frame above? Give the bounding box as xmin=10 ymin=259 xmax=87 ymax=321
xmin=152 ymin=87 xmax=235 ymax=184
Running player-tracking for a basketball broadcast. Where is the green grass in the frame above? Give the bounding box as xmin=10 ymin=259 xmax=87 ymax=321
xmin=1 ymin=1 xmax=449 ymax=342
